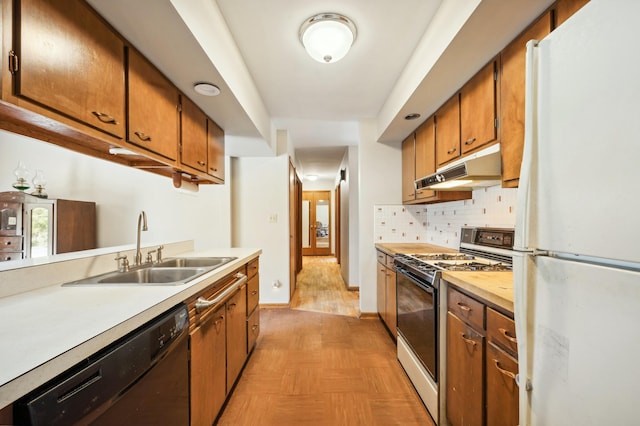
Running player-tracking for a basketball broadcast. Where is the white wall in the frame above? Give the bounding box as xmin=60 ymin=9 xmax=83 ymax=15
xmin=357 ymin=119 xmax=402 ymax=313
xmin=0 ymin=130 xmax=231 ymax=251
xmin=231 ymin=155 xmax=290 ymax=304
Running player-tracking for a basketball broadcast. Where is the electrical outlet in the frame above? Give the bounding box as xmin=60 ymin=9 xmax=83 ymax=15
xmin=269 ymin=214 xmax=278 ymax=223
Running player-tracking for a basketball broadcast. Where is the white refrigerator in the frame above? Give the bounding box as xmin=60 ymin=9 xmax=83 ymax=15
xmin=513 ymin=0 xmax=640 ymax=425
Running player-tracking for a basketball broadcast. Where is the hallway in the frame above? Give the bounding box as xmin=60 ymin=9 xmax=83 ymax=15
xmin=216 ymin=258 xmax=434 ymax=425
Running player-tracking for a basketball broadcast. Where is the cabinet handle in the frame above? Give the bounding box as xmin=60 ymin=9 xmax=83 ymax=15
xmin=464 ymin=137 xmax=477 ymax=146
xmin=134 ymin=131 xmax=152 ymax=142
xmin=447 ymin=147 xmax=457 ymax=154
xmin=210 ymin=167 xmax=218 ymax=172
xmin=493 ymin=359 xmax=517 ymax=381
xmin=459 ymin=333 xmax=477 ymax=347
xmin=499 ymin=327 xmax=517 ymax=343
xmin=228 ymin=302 xmax=237 ymax=311
xmin=251 ymin=290 xmax=258 ymax=295
xmin=457 ymin=302 xmax=472 ymax=312
xmin=197 ymin=160 xmax=206 ymax=167
xmin=251 ymin=324 xmax=259 ymax=333
xmin=214 ymin=315 xmax=224 ymax=332
xmin=91 ymin=111 xmax=118 ymax=125
xmin=4 ymin=241 xmax=12 ymax=246
xmin=195 ymin=272 xmax=247 ymax=313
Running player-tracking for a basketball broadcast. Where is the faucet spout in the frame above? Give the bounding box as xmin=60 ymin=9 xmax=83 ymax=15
xmin=135 ymin=211 xmax=148 ymax=265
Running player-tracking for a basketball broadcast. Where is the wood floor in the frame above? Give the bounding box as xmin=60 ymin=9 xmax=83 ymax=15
xmin=216 ymin=258 xmax=434 ymax=425
xmin=290 ymin=256 xmax=360 ymax=317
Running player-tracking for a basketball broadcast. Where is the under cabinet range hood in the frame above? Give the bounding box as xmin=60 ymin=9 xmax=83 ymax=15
xmin=415 ymin=144 xmax=502 ymax=191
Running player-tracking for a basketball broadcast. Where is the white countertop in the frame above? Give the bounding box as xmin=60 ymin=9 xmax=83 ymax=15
xmin=0 ymin=245 xmax=261 ymax=410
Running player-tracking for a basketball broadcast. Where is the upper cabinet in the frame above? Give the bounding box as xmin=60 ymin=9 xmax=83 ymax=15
xmin=460 ymin=60 xmax=498 ymax=155
xmin=435 ymin=94 xmax=461 ymax=167
xmin=415 ymin=118 xmax=436 ymax=201
xmin=500 ymin=13 xmax=552 ymax=188
xmin=401 ymin=133 xmax=417 ymax=203
xmin=554 ymin=0 xmax=590 ymax=28
xmin=9 ymin=0 xmax=125 ymax=139
xmin=207 ymin=119 xmax=225 ymax=182
xmin=127 ymin=49 xmax=179 ymax=162
xmin=0 ymin=0 xmax=225 ymax=185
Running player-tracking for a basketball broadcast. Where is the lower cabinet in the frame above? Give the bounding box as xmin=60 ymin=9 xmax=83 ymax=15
xmin=445 ymin=286 xmax=518 ymax=426
xmin=226 ymin=283 xmax=248 ymax=390
xmin=376 ymin=250 xmax=396 ymax=338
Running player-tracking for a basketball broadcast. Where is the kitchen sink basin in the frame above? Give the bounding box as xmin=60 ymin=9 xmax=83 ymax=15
xmin=63 ymin=257 xmax=237 ymax=286
xmin=155 ymin=256 xmax=236 ymax=269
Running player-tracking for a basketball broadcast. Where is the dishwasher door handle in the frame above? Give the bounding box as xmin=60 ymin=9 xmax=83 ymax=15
xmin=195 ymin=273 xmax=247 ymax=313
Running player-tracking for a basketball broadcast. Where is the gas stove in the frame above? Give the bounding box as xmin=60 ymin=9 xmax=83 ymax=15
xmin=393 ymin=227 xmax=515 ymax=285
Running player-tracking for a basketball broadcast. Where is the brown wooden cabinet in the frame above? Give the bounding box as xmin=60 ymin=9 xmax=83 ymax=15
xmin=246 ymin=257 xmax=260 ymax=353
xmin=190 ymin=304 xmax=227 ymax=426
xmin=435 ymin=94 xmax=461 ymax=167
xmin=127 ymin=48 xmax=179 ymax=161
xmin=180 ymin=95 xmax=208 ymax=173
xmin=446 ymin=286 xmax=519 ymax=426
xmin=207 ymin=119 xmax=226 ymax=181
xmin=9 ymin=0 xmax=125 ymax=139
xmin=460 ymin=60 xmax=498 ymax=155
xmin=415 ymin=117 xmax=436 ymax=201
xmin=401 ymin=133 xmax=417 ymax=203
xmin=376 ymin=250 xmax=396 ymax=338
xmin=500 ymin=13 xmax=552 ymax=188
xmin=554 ymin=0 xmax=590 ymax=28
xmin=226 ymin=283 xmax=248 ymax=390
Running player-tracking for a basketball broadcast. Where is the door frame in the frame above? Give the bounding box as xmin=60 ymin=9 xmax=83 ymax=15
xmin=302 ymin=190 xmax=331 ymax=256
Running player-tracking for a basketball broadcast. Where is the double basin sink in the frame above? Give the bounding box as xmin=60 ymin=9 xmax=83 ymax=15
xmin=64 ymin=257 xmax=237 ymax=286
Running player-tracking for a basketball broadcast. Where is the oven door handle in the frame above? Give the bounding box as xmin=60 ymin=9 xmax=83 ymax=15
xmin=395 ymin=266 xmax=435 ymax=293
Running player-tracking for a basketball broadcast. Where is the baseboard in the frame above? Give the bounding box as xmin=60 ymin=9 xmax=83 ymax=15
xmin=346 ymin=285 xmax=360 ymax=291
xmin=358 ymin=312 xmax=379 ymax=319
xmin=259 ymin=303 xmax=290 ymax=309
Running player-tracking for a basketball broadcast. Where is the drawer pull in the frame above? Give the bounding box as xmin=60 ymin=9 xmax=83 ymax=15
xmin=197 ymin=160 xmax=206 ymax=167
xmin=493 ymin=359 xmax=517 ymax=381
xmin=134 ymin=131 xmax=152 ymax=142
xmin=251 ymin=324 xmax=259 ymax=333
xmin=4 ymin=241 xmax=12 ymax=246
xmin=464 ymin=137 xmax=477 ymax=146
xmin=499 ymin=327 xmax=517 ymax=343
xmin=251 ymin=290 xmax=258 ymax=296
xmin=92 ymin=111 xmax=118 ymax=124
xmin=457 ymin=302 xmax=472 ymax=312
xmin=447 ymin=147 xmax=457 ymax=155
xmin=460 ymin=333 xmax=477 ymax=347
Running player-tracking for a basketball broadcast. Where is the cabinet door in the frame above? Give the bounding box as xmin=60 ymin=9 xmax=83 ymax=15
xmin=415 ymin=117 xmax=436 ymax=201
xmin=180 ymin=96 xmax=208 ymax=172
xmin=226 ymin=285 xmax=248 ymax=390
xmin=190 ymin=305 xmax=227 ymax=426
xmin=15 ymin=0 xmax=125 ymax=138
xmin=554 ymin=0 xmax=590 ymax=28
xmin=401 ymin=133 xmax=416 ymax=203
xmin=247 ymin=308 xmax=260 ymax=352
xmin=446 ymin=312 xmax=484 ymax=426
xmin=435 ymin=94 xmax=461 ymax=166
xmin=500 ymin=13 xmax=551 ymax=187
xmin=385 ymin=267 xmax=397 ymax=338
xmin=127 ymin=49 xmax=179 ymax=160
xmin=486 ymin=342 xmax=519 ymax=426
xmin=460 ymin=60 xmax=497 ymax=155
xmin=207 ymin=119 xmax=226 ymax=181
xmin=247 ymin=273 xmax=259 ymax=315
xmin=376 ymin=261 xmax=387 ymax=319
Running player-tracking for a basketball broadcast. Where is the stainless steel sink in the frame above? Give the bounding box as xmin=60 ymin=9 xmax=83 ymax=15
xmin=63 ymin=256 xmax=237 ymax=286
xmin=155 ymin=256 xmax=236 ymax=269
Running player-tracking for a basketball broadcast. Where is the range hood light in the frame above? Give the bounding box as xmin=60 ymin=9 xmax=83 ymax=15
xmin=429 ymin=179 xmax=473 ymax=189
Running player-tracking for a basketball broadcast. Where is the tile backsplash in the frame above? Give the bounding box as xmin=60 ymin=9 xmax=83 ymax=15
xmin=374 ymin=186 xmax=517 ymax=249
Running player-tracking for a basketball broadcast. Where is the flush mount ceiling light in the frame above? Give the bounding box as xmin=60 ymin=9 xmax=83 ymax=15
xmin=306 ymin=174 xmax=319 ymax=181
xmin=299 ymin=13 xmax=357 ymax=63
xmin=193 ymin=82 xmax=221 ymax=97
xmin=405 ymin=113 xmax=421 ymax=120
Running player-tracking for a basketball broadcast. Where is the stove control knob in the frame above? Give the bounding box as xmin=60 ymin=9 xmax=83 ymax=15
xmin=436 ymin=174 xmax=445 ymax=183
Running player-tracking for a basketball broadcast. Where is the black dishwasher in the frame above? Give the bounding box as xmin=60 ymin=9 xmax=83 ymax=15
xmin=14 ymin=303 xmax=190 ymax=425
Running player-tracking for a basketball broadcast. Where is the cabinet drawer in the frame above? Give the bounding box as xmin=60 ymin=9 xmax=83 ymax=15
xmin=448 ymin=287 xmax=485 ymax=331
xmin=247 ymin=273 xmax=259 ymax=314
xmin=0 ymin=237 xmax=22 ymax=252
xmin=385 ymin=255 xmax=395 ymax=269
xmin=487 ymin=307 xmax=518 ymax=357
xmin=0 ymin=252 xmax=22 ymax=262
xmin=376 ymin=250 xmax=386 ymax=265
xmin=247 ymin=308 xmax=260 ymax=351
xmin=486 ymin=342 xmax=519 ymax=426
xmin=247 ymin=258 xmax=259 ymax=278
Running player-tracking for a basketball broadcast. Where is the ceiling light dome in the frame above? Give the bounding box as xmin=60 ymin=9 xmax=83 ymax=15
xmin=299 ymin=13 xmax=357 ymax=64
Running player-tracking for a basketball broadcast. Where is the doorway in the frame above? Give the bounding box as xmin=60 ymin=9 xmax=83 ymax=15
xmin=302 ymin=190 xmax=331 ymax=256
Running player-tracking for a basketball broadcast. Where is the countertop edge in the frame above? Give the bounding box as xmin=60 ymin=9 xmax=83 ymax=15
xmin=441 ymin=271 xmax=514 ymax=315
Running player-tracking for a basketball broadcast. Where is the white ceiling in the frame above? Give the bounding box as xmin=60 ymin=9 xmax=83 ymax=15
xmin=87 ymin=0 xmax=554 ymax=182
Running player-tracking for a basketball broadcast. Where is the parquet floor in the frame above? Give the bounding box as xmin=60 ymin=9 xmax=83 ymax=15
xmin=290 ymin=256 xmax=360 ymax=317
xmin=216 ymin=258 xmax=435 ymax=426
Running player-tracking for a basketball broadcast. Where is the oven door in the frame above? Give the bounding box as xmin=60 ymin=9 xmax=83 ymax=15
xmin=396 ymin=267 xmax=438 ymax=382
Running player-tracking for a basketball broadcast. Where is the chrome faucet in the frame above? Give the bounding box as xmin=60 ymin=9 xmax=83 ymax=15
xmin=135 ymin=211 xmax=148 ymax=266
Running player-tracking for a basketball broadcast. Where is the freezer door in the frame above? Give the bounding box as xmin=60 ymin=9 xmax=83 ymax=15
xmin=518 ymin=0 xmax=640 ymax=263
xmin=517 ymin=255 xmax=640 ymax=426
